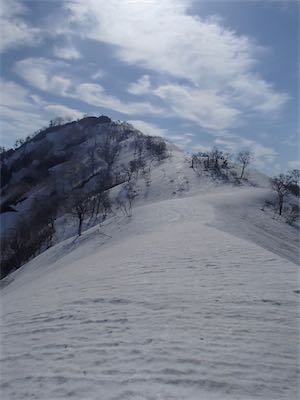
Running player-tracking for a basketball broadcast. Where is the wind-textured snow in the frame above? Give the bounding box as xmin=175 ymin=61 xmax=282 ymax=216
xmin=1 ymin=173 xmax=299 ymax=400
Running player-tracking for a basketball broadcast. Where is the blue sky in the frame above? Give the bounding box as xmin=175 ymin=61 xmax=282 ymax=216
xmin=0 ymin=0 xmax=299 ymax=173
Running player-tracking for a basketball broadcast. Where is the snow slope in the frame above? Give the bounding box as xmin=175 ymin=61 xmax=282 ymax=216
xmin=1 ymin=184 xmax=299 ymax=400
xmin=208 ymin=187 xmax=300 ymax=265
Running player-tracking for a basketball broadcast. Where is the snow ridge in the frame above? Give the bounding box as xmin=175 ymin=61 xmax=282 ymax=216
xmin=1 ymin=185 xmax=299 ymax=399
xmin=0 ymin=117 xmax=299 ymax=400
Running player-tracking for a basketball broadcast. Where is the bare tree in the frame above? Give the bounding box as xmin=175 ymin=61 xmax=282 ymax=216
xmin=237 ymin=151 xmax=253 ymax=179
xmin=30 ymin=195 xmax=57 ymax=247
xmin=117 ymin=182 xmax=137 ymax=217
xmin=270 ymin=170 xmax=299 ymax=216
xmin=145 ymin=136 xmax=167 ymax=161
xmin=287 ymin=169 xmax=300 ymax=196
xmin=285 ymin=203 xmax=299 ymax=225
xmin=71 ymin=192 xmax=91 ymax=236
xmin=191 ymin=149 xmax=232 ymax=175
xmin=191 ymin=153 xmax=201 ymax=170
xmin=93 ymin=191 xmax=111 ymax=219
xmin=289 ymin=169 xmax=300 ymax=182
xmin=87 ymin=138 xmax=97 ymax=175
xmin=133 ymin=136 xmax=144 ymax=159
xmin=98 ymin=134 xmax=120 ymax=168
xmin=8 ymin=220 xmax=29 ymax=269
xmin=1 ymin=201 xmax=57 ymax=278
xmin=49 ymin=117 xmax=64 ymax=127
xmin=60 ymin=161 xmax=86 ymax=195
xmin=210 ymin=147 xmax=224 ymax=170
xmin=222 ymin=152 xmax=231 ymax=169
xmin=122 ymin=159 xmax=145 ymax=183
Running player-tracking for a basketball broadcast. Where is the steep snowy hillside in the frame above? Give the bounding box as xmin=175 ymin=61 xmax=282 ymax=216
xmin=0 ymin=116 xmax=171 ymax=278
xmin=1 ymin=184 xmax=299 ymax=400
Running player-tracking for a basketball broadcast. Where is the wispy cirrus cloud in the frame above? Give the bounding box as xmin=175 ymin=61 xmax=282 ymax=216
xmin=0 ymin=79 xmax=83 ymax=146
xmin=230 ymin=74 xmax=289 ymax=114
xmin=10 ymin=0 xmax=289 ymax=135
xmin=91 ymin=69 xmax=105 ymax=81
xmin=14 ymin=57 xmax=165 ymax=117
xmin=0 ymin=0 xmax=40 ymax=53
xmin=0 ymin=79 xmax=48 ymax=144
xmin=65 ymin=0 xmax=256 ymax=83
xmin=44 ymin=104 xmax=84 ymax=120
xmin=153 ymin=84 xmax=241 ymax=131
xmin=127 ymin=120 xmax=168 ymax=137
xmin=128 ymin=119 xmax=193 ymax=149
xmin=214 ymin=135 xmax=278 ymax=168
xmin=128 ymin=75 xmax=151 ymax=95
xmin=75 ymin=83 xmax=164 ymax=116
xmin=1 ymin=0 xmax=294 ymax=172
xmin=64 ymin=0 xmax=288 ymax=132
xmin=14 ymin=58 xmax=72 ymax=96
xmin=53 ymin=44 xmax=81 ymax=60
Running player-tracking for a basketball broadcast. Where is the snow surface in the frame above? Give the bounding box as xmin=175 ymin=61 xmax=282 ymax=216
xmin=1 ymin=179 xmax=299 ymax=399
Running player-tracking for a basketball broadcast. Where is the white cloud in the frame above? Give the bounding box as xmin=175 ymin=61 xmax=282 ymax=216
xmin=53 ymin=45 xmax=81 ymax=60
xmin=166 ymin=133 xmax=193 ymax=148
xmin=14 ymin=57 xmax=164 ymax=117
xmin=14 ymin=58 xmax=72 ymax=96
xmin=0 ymin=0 xmax=27 ymax=17
xmin=231 ymin=74 xmax=289 ymax=113
xmin=0 ymin=79 xmax=83 ymax=147
xmin=91 ymin=69 xmax=105 ymax=80
xmin=128 ymin=119 xmax=193 ymax=148
xmin=127 ymin=120 xmax=168 ymax=137
xmin=1 ymin=80 xmax=36 ymax=110
xmin=214 ymin=135 xmax=277 ymax=167
xmin=153 ymin=84 xmax=240 ymax=131
xmin=65 ymin=0 xmax=255 ymax=83
xmin=0 ymin=80 xmax=48 ymax=145
xmin=191 ymin=134 xmax=278 ymax=166
xmin=128 ymin=75 xmax=151 ymax=95
xmin=0 ymin=0 xmax=40 ymax=53
xmin=191 ymin=143 xmax=212 ymax=153
xmin=65 ymin=0 xmax=288 ymax=130
xmin=74 ymin=83 xmax=164 ymax=116
xmin=44 ymin=104 xmax=84 ymax=120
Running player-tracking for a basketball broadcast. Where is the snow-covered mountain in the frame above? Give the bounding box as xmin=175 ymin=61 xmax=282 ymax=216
xmin=0 ymin=116 xmax=299 ymax=400
xmin=1 ymin=114 xmax=270 ymax=278
xmin=1 ymin=115 xmax=172 ymax=277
